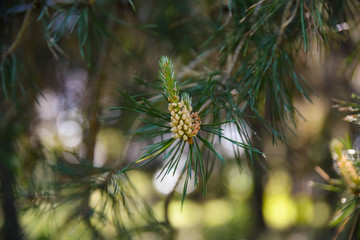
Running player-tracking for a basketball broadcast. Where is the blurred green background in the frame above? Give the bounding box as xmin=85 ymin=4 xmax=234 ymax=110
xmin=1 ymin=0 xmax=358 ymax=239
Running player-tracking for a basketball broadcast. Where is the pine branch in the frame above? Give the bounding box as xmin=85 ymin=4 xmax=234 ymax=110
xmin=276 ymin=0 xmax=301 ymax=47
xmin=303 ymin=1 xmax=325 ymax=43
xmin=115 ymin=56 xmax=261 ymax=203
xmin=81 ymin=5 xmax=120 ymax=238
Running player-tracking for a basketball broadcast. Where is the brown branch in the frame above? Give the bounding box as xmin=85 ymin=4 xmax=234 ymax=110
xmin=85 ymin=5 xmax=118 ymax=163
xmin=303 ymin=2 xmax=325 ymax=43
xmin=169 ymin=3 xmax=227 ymax=29
xmin=81 ymin=6 xmax=118 ymax=238
xmin=333 ymin=216 xmax=350 ymax=240
xmin=177 ymin=48 xmax=218 ymax=79
xmin=223 ymin=38 xmax=245 ymax=84
xmin=1 ymin=4 xmax=33 ymax=61
xmin=240 ymin=0 xmax=267 ymax=23
xmin=197 ymin=37 xmax=247 ymax=114
xmin=198 ymin=38 xmax=244 ymax=114
xmin=246 ymin=0 xmax=267 ymax=13
xmin=349 ymin=210 xmax=360 ymax=240
xmin=314 ymin=166 xmax=331 ymax=182
xmin=276 ymin=0 xmax=301 ymax=47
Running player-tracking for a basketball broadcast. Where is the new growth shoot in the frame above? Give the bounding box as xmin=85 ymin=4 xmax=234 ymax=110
xmin=159 ymin=56 xmax=201 ymax=144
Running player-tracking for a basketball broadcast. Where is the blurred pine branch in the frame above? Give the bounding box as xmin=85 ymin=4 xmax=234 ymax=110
xmin=1 ymin=0 xmax=360 ymax=239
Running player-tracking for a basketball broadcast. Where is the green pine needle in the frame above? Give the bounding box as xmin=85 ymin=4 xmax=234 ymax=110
xmin=181 ymin=92 xmax=192 ymax=109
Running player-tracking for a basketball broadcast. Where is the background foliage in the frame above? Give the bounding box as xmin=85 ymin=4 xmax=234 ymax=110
xmin=1 ymin=0 xmax=360 ymax=239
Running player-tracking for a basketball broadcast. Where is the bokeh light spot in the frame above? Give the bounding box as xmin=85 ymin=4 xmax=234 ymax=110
xmin=169 ymin=200 xmax=203 ymax=228
xmin=203 ymin=199 xmax=234 ymax=227
xmin=311 ymin=201 xmax=331 ymax=228
xmin=153 ymin=169 xmax=180 ymax=195
xmin=225 ymin=165 xmax=253 ymax=200
xmin=263 ymin=193 xmax=297 ymax=229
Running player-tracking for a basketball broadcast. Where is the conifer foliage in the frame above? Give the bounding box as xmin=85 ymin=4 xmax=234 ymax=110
xmin=1 ymin=0 xmax=360 ymax=239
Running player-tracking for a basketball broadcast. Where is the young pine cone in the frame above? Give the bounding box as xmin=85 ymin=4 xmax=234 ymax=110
xmin=168 ymin=100 xmax=201 ymax=144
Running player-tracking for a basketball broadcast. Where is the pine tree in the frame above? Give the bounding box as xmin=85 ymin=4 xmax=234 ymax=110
xmin=1 ymin=0 xmax=359 ymax=239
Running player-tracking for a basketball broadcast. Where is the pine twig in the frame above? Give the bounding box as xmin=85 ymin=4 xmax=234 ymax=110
xmin=314 ymin=166 xmax=331 ymax=182
xmin=246 ymin=0 xmax=267 ymax=13
xmin=198 ymin=38 xmax=245 ymax=114
xmin=276 ymin=0 xmax=301 ymax=47
xmin=85 ymin=4 xmax=119 ymax=163
xmin=223 ymin=38 xmax=245 ymax=84
xmin=333 ymin=216 xmax=350 ymax=240
xmin=348 ymin=210 xmax=360 ymax=240
xmin=1 ymin=4 xmax=33 ymax=61
xmin=81 ymin=5 xmax=119 ymax=237
xmin=303 ymin=1 xmax=325 ymax=43
xmin=178 ymin=48 xmax=218 ymax=79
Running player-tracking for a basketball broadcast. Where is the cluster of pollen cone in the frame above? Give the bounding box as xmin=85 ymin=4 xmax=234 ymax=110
xmin=331 ymin=139 xmax=360 ymax=194
xmin=168 ymin=99 xmax=201 ymax=144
